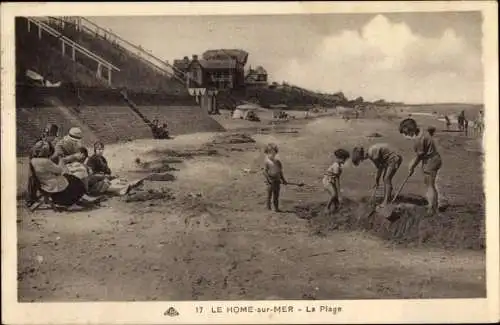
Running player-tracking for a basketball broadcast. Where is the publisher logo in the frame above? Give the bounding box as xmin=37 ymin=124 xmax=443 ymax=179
xmin=164 ymin=307 xmax=180 ymax=317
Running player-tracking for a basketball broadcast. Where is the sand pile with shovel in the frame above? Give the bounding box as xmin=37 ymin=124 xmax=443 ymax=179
xmin=295 ymin=197 xmax=485 ymax=250
xmin=211 ymin=133 xmax=256 ymax=145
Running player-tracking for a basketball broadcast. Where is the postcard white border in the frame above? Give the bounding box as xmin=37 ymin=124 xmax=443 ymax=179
xmin=2 ymin=1 xmax=499 ymax=324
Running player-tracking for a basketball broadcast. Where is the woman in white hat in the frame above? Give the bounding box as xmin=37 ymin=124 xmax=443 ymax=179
xmin=51 ymin=127 xmax=84 ymax=164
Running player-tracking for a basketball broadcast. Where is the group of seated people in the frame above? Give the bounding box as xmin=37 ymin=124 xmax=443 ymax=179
xmin=26 ymin=124 xmax=134 ymax=210
xmin=151 ymin=119 xmax=170 ymax=139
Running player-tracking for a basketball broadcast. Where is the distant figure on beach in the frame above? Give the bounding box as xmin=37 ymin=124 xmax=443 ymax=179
xmin=444 ymin=115 xmax=451 ymax=130
xmin=474 ymin=110 xmax=484 ymax=136
xmin=458 ymin=110 xmax=466 ymax=131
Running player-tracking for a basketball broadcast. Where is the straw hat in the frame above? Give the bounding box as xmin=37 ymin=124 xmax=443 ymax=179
xmin=68 ymin=127 xmax=83 ymax=139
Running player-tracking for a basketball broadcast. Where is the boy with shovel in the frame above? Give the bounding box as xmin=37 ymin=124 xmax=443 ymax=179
xmin=351 ymin=143 xmax=403 ymax=207
xmin=262 ymin=143 xmax=305 ymax=213
xmin=400 ymin=118 xmax=442 ymax=216
xmin=263 ymin=143 xmax=288 ymax=212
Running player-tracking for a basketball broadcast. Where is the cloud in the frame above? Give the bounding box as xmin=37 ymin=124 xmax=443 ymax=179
xmin=270 ymin=14 xmax=482 ymax=104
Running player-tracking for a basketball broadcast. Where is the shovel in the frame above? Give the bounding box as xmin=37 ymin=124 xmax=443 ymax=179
xmin=378 ymin=174 xmax=412 ymax=220
xmin=360 ymin=185 xmax=380 ymax=222
xmin=368 ymin=184 xmax=378 ymax=206
xmin=286 ymin=181 xmax=305 ymax=187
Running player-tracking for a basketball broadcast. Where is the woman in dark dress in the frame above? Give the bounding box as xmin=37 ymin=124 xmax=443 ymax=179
xmin=30 ymin=141 xmax=96 ymax=207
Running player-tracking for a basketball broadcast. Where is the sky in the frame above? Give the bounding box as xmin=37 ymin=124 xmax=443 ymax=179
xmin=88 ymin=12 xmax=483 ymax=104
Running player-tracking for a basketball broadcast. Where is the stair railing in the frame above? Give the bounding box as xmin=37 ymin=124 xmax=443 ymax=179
xmin=46 ymin=16 xmax=186 ymax=85
xmin=26 ymin=17 xmax=120 ymax=86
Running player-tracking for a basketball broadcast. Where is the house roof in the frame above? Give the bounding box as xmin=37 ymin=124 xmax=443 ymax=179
xmin=193 ymin=59 xmax=237 ymax=70
xmin=246 ymin=65 xmax=267 ymax=76
xmin=202 ymin=49 xmax=248 ymax=65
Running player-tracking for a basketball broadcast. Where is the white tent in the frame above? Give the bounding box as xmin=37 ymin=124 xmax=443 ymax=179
xmin=232 ymin=108 xmax=245 ymax=119
xmin=232 ymin=107 xmax=259 ymax=120
xmin=236 ymin=103 xmax=261 ymax=110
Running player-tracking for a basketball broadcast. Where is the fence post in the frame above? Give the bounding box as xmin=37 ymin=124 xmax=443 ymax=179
xmin=71 ymin=45 xmax=76 ymax=61
xmin=61 ymin=39 xmax=65 ymax=56
xmin=27 ymin=20 xmax=30 ymax=32
xmin=107 ymin=67 xmax=112 ymax=86
xmin=96 ymin=63 xmax=102 ymax=78
xmin=38 ymin=24 xmax=42 ymax=39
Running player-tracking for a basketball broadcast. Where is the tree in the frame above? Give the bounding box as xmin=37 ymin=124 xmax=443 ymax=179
xmin=333 ymin=91 xmax=346 ymax=101
xmin=354 ymin=96 xmax=364 ymax=103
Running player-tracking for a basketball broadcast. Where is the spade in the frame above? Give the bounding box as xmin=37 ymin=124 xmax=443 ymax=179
xmin=286 ymin=181 xmax=305 ymax=187
xmin=378 ymin=174 xmax=412 ymax=220
xmin=360 ymin=185 xmax=379 ymax=222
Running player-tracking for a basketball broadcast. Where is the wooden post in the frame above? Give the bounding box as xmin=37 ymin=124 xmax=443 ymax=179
xmin=107 ymin=67 xmax=112 ymax=86
xmin=61 ymin=40 xmax=65 ymax=56
xmin=212 ymin=93 xmax=217 ymax=114
xmin=27 ymin=20 xmax=30 ymax=32
xmin=38 ymin=25 xmax=42 ymax=39
xmin=71 ymin=45 xmax=76 ymax=61
xmin=96 ymin=63 xmax=102 ymax=78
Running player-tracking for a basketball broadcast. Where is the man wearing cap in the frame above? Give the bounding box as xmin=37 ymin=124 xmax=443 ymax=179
xmin=51 ymin=127 xmax=85 ymax=164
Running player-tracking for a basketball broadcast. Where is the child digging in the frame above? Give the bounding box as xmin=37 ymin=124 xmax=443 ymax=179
xmin=263 ymin=143 xmax=288 ymax=212
xmin=323 ymin=149 xmax=350 ymax=213
xmin=399 ymin=118 xmax=442 ymax=215
xmin=351 ymin=144 xmax=403 ymax=206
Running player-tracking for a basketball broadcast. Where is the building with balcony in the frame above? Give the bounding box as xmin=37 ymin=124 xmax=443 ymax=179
xmin=186 ymin=54 xmax=246 ymax=90
xmin=245 ymin=65 xmax=268 ymax=86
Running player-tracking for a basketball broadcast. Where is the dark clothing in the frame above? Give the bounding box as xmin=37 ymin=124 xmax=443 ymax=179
xmin=414 ymin=132 xmax=442 ymax=175
xmin=414 ymin=132 xmax=439 ymax=161
xmin=26 ymin=174 xmax=39 ymax=206
xmin=50 ymin=174 xmax=86 ymax=206
xmin=422 ymin=155 xmax=442 ymax=175
xmin=26 ymin=138 xmax=57 ymax=206
xmin=87 ymin=155 xmax=111 ymax=175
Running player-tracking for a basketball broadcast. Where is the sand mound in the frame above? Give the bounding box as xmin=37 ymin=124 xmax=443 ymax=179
xmin=145 ymin=172 xmax=176 ymax=182
xmin=180 ymin=198 xmax=229 ymax=231
xmin=211 ymin=133 xmax=256 ymax=145
xmin=303 ymin=117 xmax=351 ymax=134
xmin=150 ymin=148 xmax=219 ymax=158
xmin=124 ymin=188 xmax=175 ymax=202
xmin=295 ymin=199 xmax=485 ymax=250
xmin=367 ymin=132 xmax=383 ymax=138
